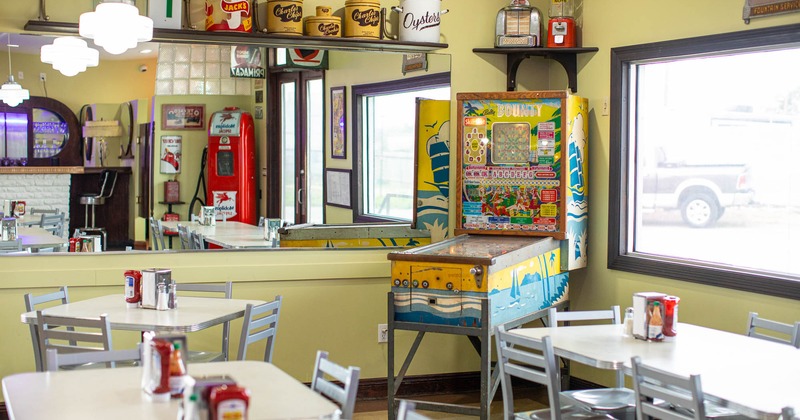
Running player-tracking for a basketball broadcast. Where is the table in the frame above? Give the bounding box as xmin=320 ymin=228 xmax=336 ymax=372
xmin=2 ymin=360 xmax=339 ymax=420
xmin=21 ymin=294 xmax=265 ymax=332
xmin=161 ymin=220 xmax=275 ymax=249
xmin=510 ymin=323 xmax=800 ymax=420
xmin=17 ymin=226 xmax=68 ymax=252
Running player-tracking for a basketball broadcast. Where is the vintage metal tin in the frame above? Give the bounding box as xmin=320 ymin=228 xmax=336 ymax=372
xmin=304 ymin=6 xmax=341 ymax=37
xmin=266 ymin=0 xmax=304 ymax=35
xmin=206 ymin=0 xmax=253 ymax=32
xmin=344 ymin=0 xmax=381 ymax=39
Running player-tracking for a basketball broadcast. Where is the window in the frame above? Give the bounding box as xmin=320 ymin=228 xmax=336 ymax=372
xmin=352 ymin=73 xmax=450 ymax=222
xmin=608 ymin=24 xmax=800 ymax=300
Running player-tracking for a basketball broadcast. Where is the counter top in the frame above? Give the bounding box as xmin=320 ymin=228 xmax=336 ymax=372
xmin=0 ymin=166 xmax=132 ymax=175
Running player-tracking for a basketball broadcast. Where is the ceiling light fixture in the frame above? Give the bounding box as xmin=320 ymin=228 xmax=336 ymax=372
xmin=79 ymin=0 xmax=153 ymax=55
xmin=0 ymin=34 xmax=29 ymax=107
xmin=41 ymin=37 xmax=100 ymax=77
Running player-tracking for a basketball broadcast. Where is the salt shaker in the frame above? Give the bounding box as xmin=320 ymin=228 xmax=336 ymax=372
xmin=157 ymin=283 xmax=169 ymax=311
xmin=623 ymin=307 xmax=634 ymax=337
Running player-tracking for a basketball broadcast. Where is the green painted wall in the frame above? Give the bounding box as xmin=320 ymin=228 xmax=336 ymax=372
xmin=0 ymin=0 xmax=798 ymax=400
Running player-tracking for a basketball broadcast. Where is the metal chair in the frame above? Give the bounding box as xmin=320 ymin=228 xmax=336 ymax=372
xmin=746 ymin=312 xmax=800 ymax=348
xmin=630 ymin=356 xmax=747 ymax=420
xmin=149 ymin=216 xmax=166 ymax=250
xmin=397 ymin=400 xmax=431 ymax=420
xmin=24 ymin=287 xmax=71 ymax=372
xmin=495 ymin=324 xmax=615 ymax=420
xmin=190 ymin=230 xmax=205 ymax=250
xmin=548 ymin=306 xmax=635 ymax=419
xmin=177 ymin=224 xmax=191 ymax=250
xmin=237 ymin=295 xmax=282 ymax=362
xmin=46 ymin=343 xmax=143 ymax=371
xmin=80 ymin=169 xmax=117 ymax=230
xmin=175 ymin=282 xmax=233 ymax=362
xmin=36 ymin=311 xmax=112 ymax=371
xmin=782 ymin=407 xmax=797 ymax=420
xmin=311 ymin=350 xmax=360 ymax=420
xmin=38 ymin=212 xmax=66 ymax=238
xmin=30 ymin=207 xmax=59 ymax=215
xmin=0 ymin=239 xmax=23 ymax=254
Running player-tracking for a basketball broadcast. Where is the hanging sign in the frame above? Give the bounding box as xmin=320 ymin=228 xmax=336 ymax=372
xmin=230 ymin=46 xmax=265 ymax=78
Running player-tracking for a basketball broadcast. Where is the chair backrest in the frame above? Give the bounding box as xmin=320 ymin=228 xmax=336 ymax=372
xmin=149 ymin=216 xmax=165 ymax=250
xmin=495 ymin=325 xmax=563 ymax=420
xmin=548 ymin=305 xmax=622 ymax=326
xmin=311 ymin=350 xmax=360 ymax=420
xmin=39 ymin=212 xmax=66 ymax=237
xmin=746 ymin=312 xmax=800 ymax=348
xmin=782 ymin=407 xmax=797 ymax=420
xmin=177 ymin=224 xmax=191 ymax=250
xmin=257 ymin=216 xmax=265 ymax=227
xmin=98 ymin=169 xmax=118 ymax=198
xmin=30 ymin=208 xmax=59 ymax=215
xmin=631 ymin=356 xmax=705 ymax=420
xmin=36 ymin=311 xmax=112 ymax=371
xmin=46 ymin=343 xmax=143 ymax=372
xmin=397 ymin=400 xmax=431 ymax=420
xmin=176 ymin=282 xmax=233 ymax=361
xmin=0 ymin=239 xmax=23 ymax=253
xmin=190 ymin=231 xmax=204 ymax=250
xmin=237 ymin=296 xmax=282 ymax=362
xmin=24 ymin=286 xmax=71 ymax=372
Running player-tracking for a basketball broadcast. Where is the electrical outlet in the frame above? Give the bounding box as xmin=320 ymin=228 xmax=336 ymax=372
xmin=378 ymin=324 xmax=388 ymax=343
xmin=39 ymin=73 xmax=46 ymax=82
xmin=601 ymin=97 xmax=609 ymax=116
xmin=17 ymin=71 xmax=23 ymax=80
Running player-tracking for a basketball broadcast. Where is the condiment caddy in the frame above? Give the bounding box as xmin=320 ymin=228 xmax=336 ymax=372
xmin=124 ymin=268 xmax=177 ymax=311
xmin=630 ymin=292 xmax=680 ymax=341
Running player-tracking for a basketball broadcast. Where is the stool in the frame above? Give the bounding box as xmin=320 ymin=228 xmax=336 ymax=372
xmin=78 ymin=170 xmax=117 ymax=250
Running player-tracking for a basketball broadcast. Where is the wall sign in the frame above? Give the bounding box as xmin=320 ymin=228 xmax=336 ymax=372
xmin=743 ymin=0 xmax=800 ymax=22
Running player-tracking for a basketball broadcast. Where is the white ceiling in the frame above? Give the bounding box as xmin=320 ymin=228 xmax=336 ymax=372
xmin=3 ymin=32 xmax=159 ymax=60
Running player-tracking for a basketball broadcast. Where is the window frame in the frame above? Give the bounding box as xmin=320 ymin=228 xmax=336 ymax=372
xmin=351 ymin=72 xmax=450 ymax=223
xmin=607 ymin=23 xmax=800 ymax=300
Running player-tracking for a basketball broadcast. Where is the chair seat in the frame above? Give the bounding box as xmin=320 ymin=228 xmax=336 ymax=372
xmin=186 ymin=350 xmax=225 ymax=364
xmin=562 ymin=388 xmax=636 ymax=410
xmin=80 ymin=196 xmax=105 ymax=206
xmin=516 ymin=405 xmax=616 ymax=420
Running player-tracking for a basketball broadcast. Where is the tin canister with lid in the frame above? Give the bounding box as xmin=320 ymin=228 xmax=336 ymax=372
xmin=205 ymin=0 xmax=253 ymax=32
xmin=344 ymin=0 xmax=381 ymax=39
xmin=305 ymin=6 xmax=341 ymax=37
xmin=266 ymin=0 xmax=304 ymax=35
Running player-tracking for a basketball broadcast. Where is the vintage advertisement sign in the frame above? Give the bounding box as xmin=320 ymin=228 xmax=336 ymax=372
xmin=160 ymin=135 xmax=182 ymax=174
xmin=230 ymin=45 xmax=265 ymax=78
xmin=743 ymin=0 xmax=800 ymax=22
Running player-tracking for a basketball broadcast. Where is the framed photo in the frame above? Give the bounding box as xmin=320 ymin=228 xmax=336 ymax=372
xmin=330 ymin=86 xmax=346 ymax=159
xmin=161 ymin=104 xmax=205 ymax=130
xmin=325 ymin=168 xmax=352 ymax=209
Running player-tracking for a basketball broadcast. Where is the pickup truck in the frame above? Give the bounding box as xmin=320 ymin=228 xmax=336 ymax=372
xmin=641 ymin=147 xmax=754 ymax=228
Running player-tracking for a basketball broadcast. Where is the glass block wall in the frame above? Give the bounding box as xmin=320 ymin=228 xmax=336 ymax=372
xmin=155 ymin=44 xmax=252 ymax=96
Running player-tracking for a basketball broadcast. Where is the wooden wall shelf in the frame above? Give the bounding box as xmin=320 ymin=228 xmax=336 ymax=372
xmin=24 ymin=20 xmax=448 ymax=53
xmin=0 ymin=166 xmax=132 ymax=175
xmin=473 ymin=47 xmax=599 ymax=92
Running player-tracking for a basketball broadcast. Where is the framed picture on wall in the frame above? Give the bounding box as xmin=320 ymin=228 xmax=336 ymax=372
xmin=325 ymin=168 xmax=352 ymax=208
xmin=330 ymin=86 xmax=346 ymax=159
xmin=161 ymin=104 xmax=205 ymax=130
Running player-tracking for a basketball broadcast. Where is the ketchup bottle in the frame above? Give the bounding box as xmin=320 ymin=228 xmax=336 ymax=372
xmin=124 ymin=270 xmax=142 ymax=308
xmin=147 ymin=338 xmax=172 ymax=402
xmin=210 ymin=385 xmax=250 ymax=420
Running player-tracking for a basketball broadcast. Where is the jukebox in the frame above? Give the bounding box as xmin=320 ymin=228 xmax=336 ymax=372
xmin=387 ymin=90 xmax=589 ymax=419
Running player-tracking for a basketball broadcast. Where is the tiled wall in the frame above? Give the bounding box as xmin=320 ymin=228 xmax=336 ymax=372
xmin=0 ymin=174 xmax=71 ymax=223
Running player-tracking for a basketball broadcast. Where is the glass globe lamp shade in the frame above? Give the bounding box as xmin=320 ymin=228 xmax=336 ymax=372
xmin=0 ymin=77 xmax=30 ymax=107
xmin=79 ymin=1 xmax=153 ymax=55
xmin=41 ymin=37 xmax=100 ymax=77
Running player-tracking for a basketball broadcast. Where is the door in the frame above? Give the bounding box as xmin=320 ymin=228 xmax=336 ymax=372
xmin=267 ymin=70 xmax=323 ymax=225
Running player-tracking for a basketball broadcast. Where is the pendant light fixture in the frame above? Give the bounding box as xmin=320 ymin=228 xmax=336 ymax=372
xmin=41 ymin=36 xmax=100 ymax=77
xmin=79 ymin=0 xmax=153 ymax=55
xmin=0 ymin=34 xmax=29 ymax=107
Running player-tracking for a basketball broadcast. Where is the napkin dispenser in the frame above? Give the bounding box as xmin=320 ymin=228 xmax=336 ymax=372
xmin=632 ymin=292 xmax=666 ymax=340
xmin=141 ymin=268 xmax=173 ymax=309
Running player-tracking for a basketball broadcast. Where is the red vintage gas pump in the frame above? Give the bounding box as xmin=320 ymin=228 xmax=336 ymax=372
xmin=207 ymin=107 xmax=257 ymax=225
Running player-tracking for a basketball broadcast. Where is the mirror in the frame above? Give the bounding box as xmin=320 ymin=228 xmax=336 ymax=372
xmin=0 ymin=32 xmax=451 ymax=254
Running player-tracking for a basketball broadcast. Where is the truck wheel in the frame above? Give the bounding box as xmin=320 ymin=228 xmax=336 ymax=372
xmin=681 ymin=193 xmax=720 ymax=228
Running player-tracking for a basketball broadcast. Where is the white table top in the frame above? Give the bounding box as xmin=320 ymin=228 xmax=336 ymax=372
xmin=162 ymin=221 xmax=275 ymax=249
xmin=21 ymin=294 xmax=265 ymax=332
xmin=2 ymin=360 xmax=339 ymax=420
xmin=511 ymin=323 xmax=800 ymax=420
xmin=17 ymin=226 xmax=68 ymax=251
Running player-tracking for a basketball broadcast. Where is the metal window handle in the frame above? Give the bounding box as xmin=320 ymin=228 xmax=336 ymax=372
xmin=297 ymin=188 xmax=303 ymax=206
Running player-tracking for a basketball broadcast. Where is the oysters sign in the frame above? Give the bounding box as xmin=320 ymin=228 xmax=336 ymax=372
xmin=230 ymin=46 xmax=265 ymax=78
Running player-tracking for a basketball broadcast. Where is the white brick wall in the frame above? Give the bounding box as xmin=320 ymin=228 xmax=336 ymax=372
xmin=0 ymin=174 xmax=72 ymax=221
